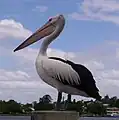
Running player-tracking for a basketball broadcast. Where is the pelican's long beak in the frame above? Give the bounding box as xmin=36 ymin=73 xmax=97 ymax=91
xmin=14 ymin=21 xmax=55 ymax=52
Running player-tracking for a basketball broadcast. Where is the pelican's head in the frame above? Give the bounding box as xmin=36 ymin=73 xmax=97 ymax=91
xmin=14 ymin=14 xmax=65 ymax=52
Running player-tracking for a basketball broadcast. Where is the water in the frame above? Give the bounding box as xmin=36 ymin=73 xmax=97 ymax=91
xmin=80 ymin=117 xmax=119 ymax=120
xmin=0 ymin=116 xmax=30 ymax=120
xmin=0 ymin=116 xmax=118 ymax=120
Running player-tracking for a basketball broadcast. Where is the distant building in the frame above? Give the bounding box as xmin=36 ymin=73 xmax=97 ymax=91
xmin=103 ymin=104 xmax=109 ymax=107
xmin=106 ymin=107 xmax=119 ymax=116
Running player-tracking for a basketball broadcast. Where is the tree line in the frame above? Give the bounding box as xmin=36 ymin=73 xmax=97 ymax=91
xmin=0 ymin=94 xmax=119 ymax=116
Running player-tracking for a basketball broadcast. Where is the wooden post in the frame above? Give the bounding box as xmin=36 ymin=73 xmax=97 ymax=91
xmin=31 ymin=111 xmax=79 ymax=120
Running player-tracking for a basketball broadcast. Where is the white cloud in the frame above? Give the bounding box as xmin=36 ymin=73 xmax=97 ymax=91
xmin=2 ymin=40 xmax=119 ymax=102
xmin=0 ymin=69 xmax=30 ymax=81
xmin=0 ymin=68 xmax=57 ymax=103
xmin=68 ymin=0 xmax=119 ymax=25
xmin=3 ymin=40 xmax=119 ymax=100
xmin=13 ymin=47 xmax=75 ymax=63
xmin=32 ymin=5 xmax=48 ymax=12
xmin=1 ymin=18 xmax=119 ymax=102
xmin=0 ymin=19 xmax=32 ymax=40
xmin=0 ymin=45 xmax=77 ymax=102
xmin=84 ymin=60 xmax=104 ymax=71
xmin=0 ymin=69 xmax=47 ymax=89
xmin=101 ymin=69 xmax=119 ymax=81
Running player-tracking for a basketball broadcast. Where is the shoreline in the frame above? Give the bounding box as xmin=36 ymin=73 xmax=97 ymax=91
xmin=0 ymin=113 xmax=119 ymax=118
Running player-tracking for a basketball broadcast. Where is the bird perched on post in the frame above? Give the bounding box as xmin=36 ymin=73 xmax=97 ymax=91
xmin=14 ymin=14 xmax=101 ymax=110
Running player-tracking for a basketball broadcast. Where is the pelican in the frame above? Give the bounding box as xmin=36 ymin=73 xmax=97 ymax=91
xmin=14 ymin=14 xmax=101 ymax=110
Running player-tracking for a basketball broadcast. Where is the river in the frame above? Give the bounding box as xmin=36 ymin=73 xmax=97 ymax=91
xmin=0 ymin=116 xmax=118 ymax=120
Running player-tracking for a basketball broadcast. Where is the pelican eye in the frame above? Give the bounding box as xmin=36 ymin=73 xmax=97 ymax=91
xmin=49 ymin=18 xmax=52 ymax=21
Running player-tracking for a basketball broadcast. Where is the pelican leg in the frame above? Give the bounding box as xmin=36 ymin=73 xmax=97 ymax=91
xmin=63 ymin=94 xmax=71 ymax=110
xmin=55 ymin=91 xmax=62 ymax=110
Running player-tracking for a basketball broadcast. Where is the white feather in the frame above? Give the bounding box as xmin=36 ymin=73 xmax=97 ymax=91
xmin=37 ymin=56 xmax=80 ymax=85
xmin=35 ymin=56 xmax=89 ymax=97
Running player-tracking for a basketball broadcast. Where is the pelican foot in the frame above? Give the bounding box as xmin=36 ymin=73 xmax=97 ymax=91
xmin=54 ymin=91 xmax=62 ymax=111
xmin=63 ymin=94 xmax=71 ymax=110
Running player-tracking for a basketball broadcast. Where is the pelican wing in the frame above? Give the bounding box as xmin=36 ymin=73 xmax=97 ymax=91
xmin=41 ymin=57 xmax=81 ymax=86
xmin=40 ymin=57 xmax=101 ymax=101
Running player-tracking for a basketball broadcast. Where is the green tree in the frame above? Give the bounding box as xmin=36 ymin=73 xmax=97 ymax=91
xmin=115 ymin=99 xmax=119 ymax=108
xmin=66 ymin=101 xmax=84 ymax=115
xmin=39 ymin=95 xmax=52 ymax=104
xmin=102 ymin=95 xmax=110 ymax=104
xmin=0 ymin=100 xmax=22 ymax=114
xmin=21 ymin=103 xmax=33 ymax=113
xmin=34 ymin=103 xmax=53 ymax=111
xmin=0 ymin=100 xmax=9 ymax=114
xmin=34 ymin=95 xmax=53 ymax=111
xmin=109 ymin=96 xmax=117 ymax=107
xmin=7 ymin=100 xmax=22 ymax=114
xmin=87 ymin=102 xmax=106 ymax=116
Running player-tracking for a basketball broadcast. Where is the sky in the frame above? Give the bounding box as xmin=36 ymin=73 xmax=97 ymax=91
xmin=1 ymin=0 xmax=119 ymax=103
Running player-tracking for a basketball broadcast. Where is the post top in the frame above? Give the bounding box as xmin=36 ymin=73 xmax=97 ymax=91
xmin=31 ymin=111 xmax=79 ymax=120
xmin=32 ymin=110 xmax=78 ymax=114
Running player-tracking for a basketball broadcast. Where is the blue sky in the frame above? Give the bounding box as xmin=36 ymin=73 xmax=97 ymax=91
xmin=1 ymin=0 xmax=119 ymax=103
xmin=1 ymin=0 xmax=119 ymax=51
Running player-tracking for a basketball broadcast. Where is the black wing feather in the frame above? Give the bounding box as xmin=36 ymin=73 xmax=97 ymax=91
xmin=49 ymin=57 xmax=101 ymax=101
